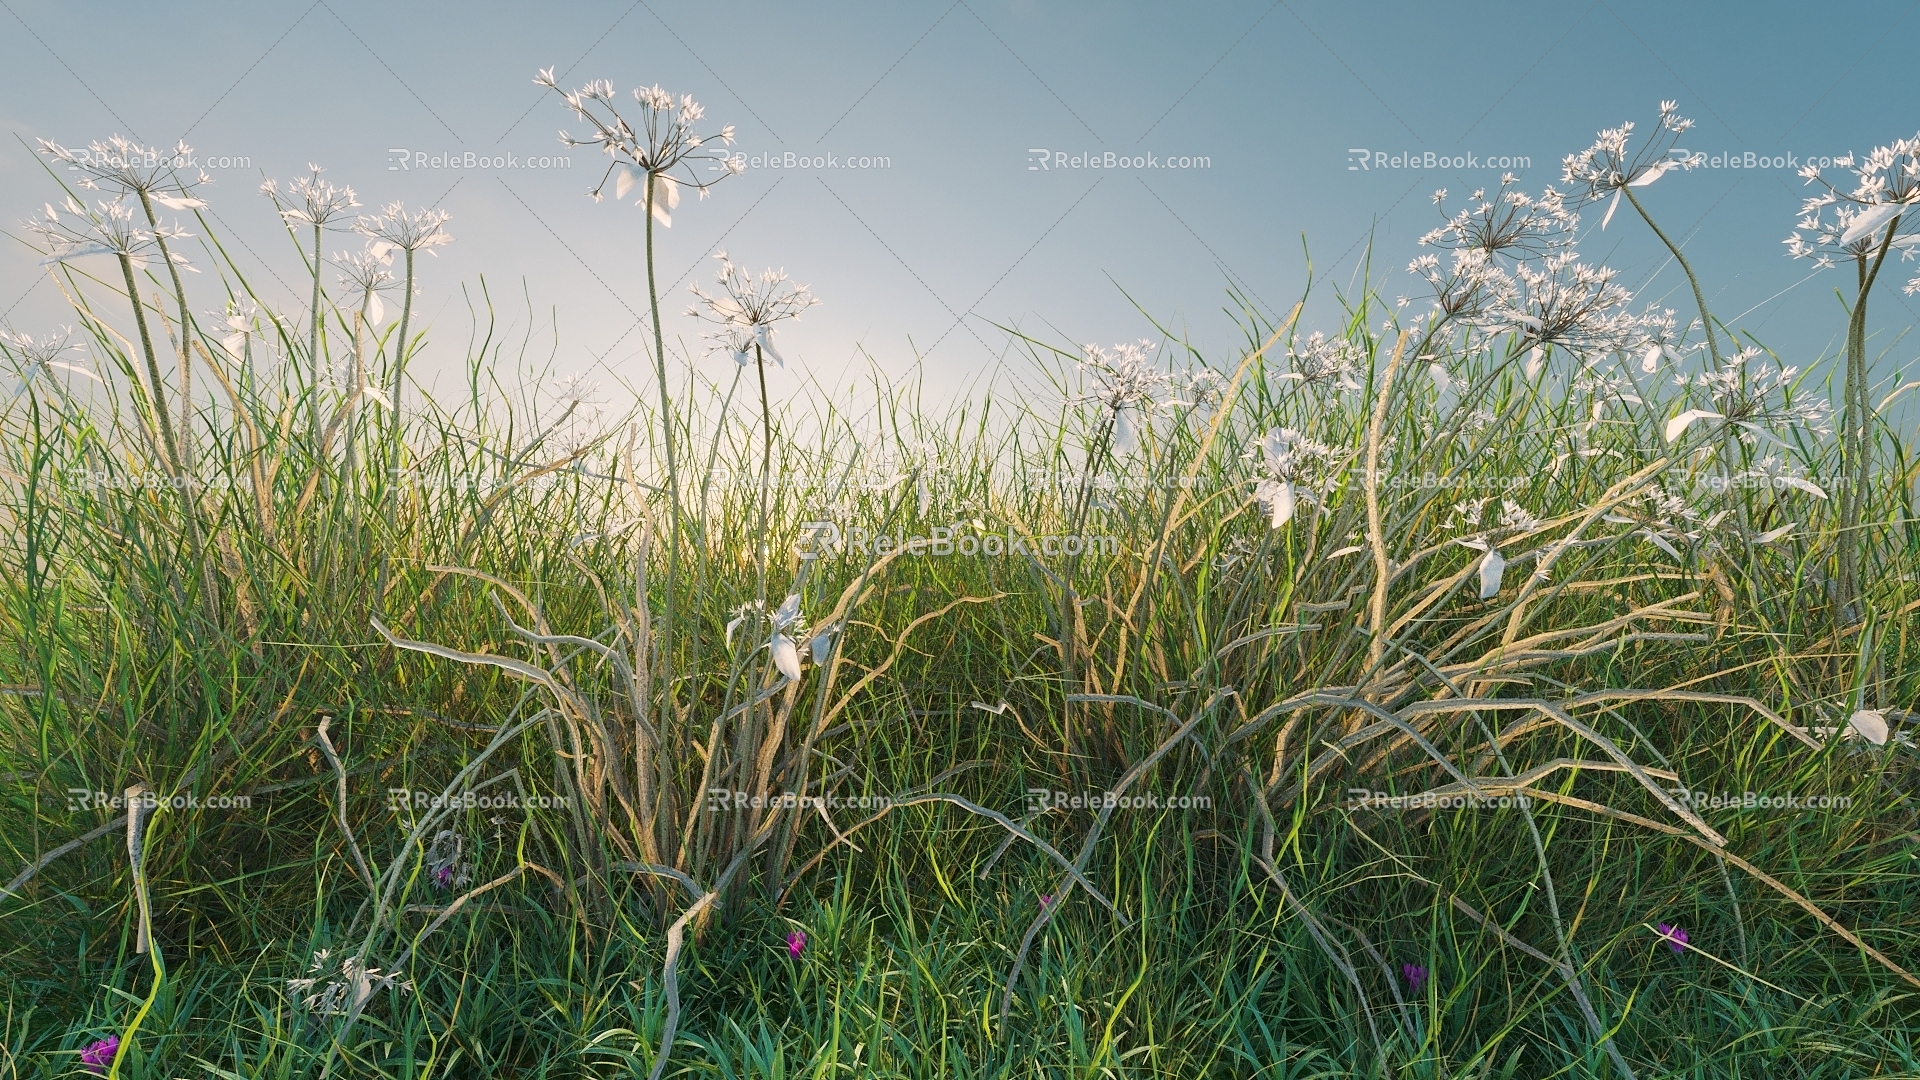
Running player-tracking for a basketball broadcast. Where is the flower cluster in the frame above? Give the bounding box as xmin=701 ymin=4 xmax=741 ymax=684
xmin=261 ymin=164 xmax=359 ymax=230
xmin=1561 ymin=101 xmax=1698 ymax=229
xmin=727 ymin=594 xmax=836 ymax=682
xmin=285 ymin=948 xmax=412 ymax=1015
xmin=1784 ymin=133 xmax=1920 ymax=286
xmin=23 ymin=196 xmax=192 ymax=271
xmin=1072 ymin=340 xmax=1172 ymax=454
xmin=1248 ymin=427 xmax=1345 ymax=528
xmin=424 ymin=829 xmax=472 ymax=891
xmin=354 ymin=201 xmax=453 ymax=263
xmin=536 ymin=69 xmax=742 ymax=226
xmin=1278 ymin=331 xmax=1364 ymax=393
xmin=1420 ymin=176 xmax=1576 ymax=264
xmin=1667 ymin=347 xmax=1832 ymax=444
xmin=1 ymin=327 xmax=99 ymax=394
xmin=687 ymin=251 xmax=819 ymax=366
xmin=38 ymin=135 xmax=210 ymax=208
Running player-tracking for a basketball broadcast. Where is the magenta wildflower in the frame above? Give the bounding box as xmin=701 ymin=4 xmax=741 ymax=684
xmin=1656 ymin=922 xmax=1689 ymax=954
xmin=786 ymin=930 xmax=806 ymax=958
xmin=1039 ymin=894 xmax=1053 ymax=909
xmin=432 ymin=864 xmax=453 ymax=889
xmin=79 ymin=1036 xmax=119 ymax=1074
xmin=1401 ymin=963 xmax=1429 ymax=992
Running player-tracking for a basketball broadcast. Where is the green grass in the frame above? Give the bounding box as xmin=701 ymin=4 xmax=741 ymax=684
xmin=3 ymin=143 xmax=1920 ymax=1080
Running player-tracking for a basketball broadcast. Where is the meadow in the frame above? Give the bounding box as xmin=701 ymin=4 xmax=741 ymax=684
xmin=2 ymin=91 xmax=1918 ymax=1079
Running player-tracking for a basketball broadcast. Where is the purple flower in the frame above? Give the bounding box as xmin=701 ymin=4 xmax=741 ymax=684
xmin=1401 ymin=963 xmax=1429 ymax=992
xmin=786 ymin=930 xmax=806 ymax=958
xmin=79 ymin=1036 xmax=119 ymax=1074
xmin=1039 ymin=894 xmax=1053 ymax=910
xmin=1657 ymin=922 xmax=1689 ymax=954
xmin=432 ymin=865 xmax=453 ymax=889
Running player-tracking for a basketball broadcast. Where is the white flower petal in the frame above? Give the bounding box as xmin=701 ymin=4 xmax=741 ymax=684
xmin=1841 ymin=200 xmax=1906 ymax=245
xmin=1602 ymin=188 xmax=1622 ymax=230
xmin=1849 ymin=709 xmax=1889 ymax=746
xmin=615 ymin=164 xmax=638 ymax=200
xmin=754 ymin=323 xmax=786 ymax=366
xmin=366 ymin=294 xmax=386 ymax=326
xmin=1775 ymin=476 xmax=1828 ymax=499
xmin=1664 ymin=409 xmax=1722 ymax=443
xmin=1478 ymin=548 xmax=1506 ymax=599
xmin=771 ymin=634 xmax=801 ymax=681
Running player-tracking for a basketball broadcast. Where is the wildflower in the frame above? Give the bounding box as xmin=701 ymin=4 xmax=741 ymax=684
xmin=208 ymin=298 xmax=267 ymax=359
xmin=1278 ymin=332 xmax=1364 ymax=393
xmin=1667 ymin=346 xmax=1831 ymax=444
xmin=353 ymin=201 xmax=453 ymax=264
xmin=424 ymin=829 xmax=470 ymax=891
xmin=1783 ymin=133 xmax=1920 ymax=285
xmin=286 ymin=951 xmax=413 ymax=1015
xmin=1247 ymin=427 xmax=1345 ymax=528
xmin=1656 ymin=922 xmax=1689 ymax=954
xmin=536 ymin=69 xmax=741 ymax=226
xmin=261 ymin=164 xmax=359 ymax=230
xmin=1420 ymin=177 xmax=1577 ymax=264
xmin=1401 ymin=963 xmax=1429 ymax=992
xmin=1561 ymin=102 xmax=1699 ymax=229
xmin=786 ymin=930 xmax=807 ymax=958
xmin=335 ymin=247 xmax=400 ymax=329
xmin=78 ymin=1035 xmax=119 ymax=1074
xmin=686 ymin=251 xmax=819 ymax=365
xmin=1 ymin=327 xmax=100 ymax=396
xmin=22 ymin=197 xmax=181 ymax=269
xmin=39 ymin=135 xmax=208 ymax=208
xmin=728 ymin=594 xmax=814 ymax=682
xmin=1071 ymin=341 xmax=1171 ymax=454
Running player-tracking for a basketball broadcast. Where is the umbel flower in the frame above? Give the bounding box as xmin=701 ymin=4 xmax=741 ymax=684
xmin=1 ymin=327 xmax=100 ymax=396
xmin=1561 ymin=100 xmax=1698 ymax=229
xmin=535 ymin=68 xmax=742 ymax=226
xmin=261 ymin=164 xmax=359 ymax=230
xmin=727 ymin=594 xmax=837 ymax=682
xmin=24 ymin=196 xmax=191 ymax=271
xmin=1247 ymin=427 xmax=1344 ymax=528
xmin=1071 ymin=340 xmax=1172 ymax=454
xmin=1664 ymin=346 xmax=1833 ymax=445
xmin=1420 ymin=175 xmax=1577 ymax=265
xmin=286 ymin=949 xmax=413 ymax=1015
xmin=37 ymin=135 xmax=209 ymax=209
xmin=1452 ymin=498 xmax=1542 ymax=598
xmin=687 ymin=251 xmax=819 ymax=365
xmin=1784 ymin=133 xmax=1920 ymax=283
xmin=1278 ymin=331 xmax=1364 ymax=393
xmin=353 ymin=201 xmax=453 ymax=263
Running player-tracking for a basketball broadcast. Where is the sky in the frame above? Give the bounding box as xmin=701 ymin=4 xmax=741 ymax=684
xmin=2 ymin=0 xmax=1918 ymax=418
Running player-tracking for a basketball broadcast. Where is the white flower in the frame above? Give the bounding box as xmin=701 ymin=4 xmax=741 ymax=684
xmin=687 ymin=252 xmax=819 ymax=366
xmin=1247 ymin=427 xmax=1344 ymax=529
xmin=262 ymin=164 xmax=359 ymax=229
xmin=353 ymin=201 xmax=453 ymax=263
xmin=1 ymin=327 xmax=100 ymax=396
xmin=538 ymin=71 xmax=740 ymax=224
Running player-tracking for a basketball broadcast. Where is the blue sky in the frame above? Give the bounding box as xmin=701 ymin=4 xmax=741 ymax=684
xmin=3 ymin=0 xmax=1917 ymax=411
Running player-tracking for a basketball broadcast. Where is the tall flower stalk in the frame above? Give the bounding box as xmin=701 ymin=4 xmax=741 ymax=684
xmin=38 ymin=137 xmax=209 ymax=467
xmin=689 ymin=252 xmax=818 ymax=608
xmin=1785 ymin=135 xmax=1920 ymax=617
xmin=537 ymin=68 xmax=743 ymax=669
xmin=262 ymin=166 xmax=359 ymax=446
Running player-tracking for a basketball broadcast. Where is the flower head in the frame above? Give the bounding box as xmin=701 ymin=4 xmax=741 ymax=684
xmin=424 ymin=829 xmax=470 ymax=891
xmin=262 ymin=164 xmax=359 ymax=229
xmin=1781 ymin=132 xmax=1920 ymax=289
xmin=1401 ymin=962 xmax=1429 ymax=992
xmin=1656 ymin=922 xmax=1689 ymax=954
xmin=22 ymin=197 xmax=185 ymax=269
xmin=353 ymin=201 xmax=453 ymax=263
xmin=1561 ymin=102 xmax=1699 ymax=228
xmin=537 ymin=70 xmax=741 ymax=225
xmin=1279 ymin=331 xmax=1365 ymax=393
xmin=1071 ymin=341 xmax=1171 ymax=454
xmin=1247 ymin=427 xmax=1345 ymax=528
xmin=687 ymin=251 xmax=819 ymax=366
xmin=786 ymin=930 xmax=807 ymax=958
xmin=39 ymin=135 xmax=209 ymax=207
xmin=78 ymin=1035 xmax=119 ymax=1074
xmin=1 ymin=327 xmax=100 ymax=396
